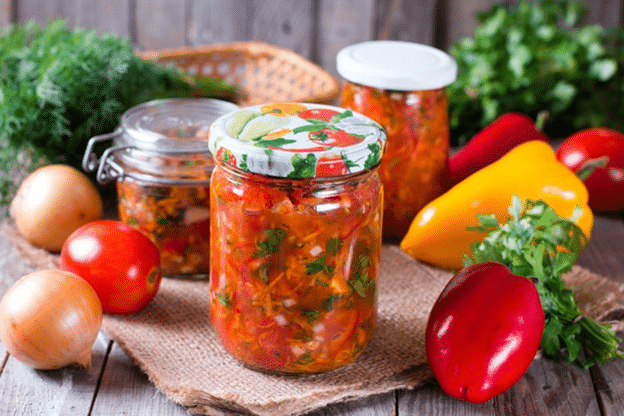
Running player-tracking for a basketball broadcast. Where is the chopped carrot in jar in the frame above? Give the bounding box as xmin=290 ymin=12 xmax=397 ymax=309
xmin=209 ymin=167 xmax=382 ymax=373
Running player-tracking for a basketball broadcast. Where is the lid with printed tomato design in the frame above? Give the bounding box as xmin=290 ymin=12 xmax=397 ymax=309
xmin=208 ymin=103 xmax=386 ymax=178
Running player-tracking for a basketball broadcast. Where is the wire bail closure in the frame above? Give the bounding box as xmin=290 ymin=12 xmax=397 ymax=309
xmin=83 ymin=128 xmax=213 ymax=186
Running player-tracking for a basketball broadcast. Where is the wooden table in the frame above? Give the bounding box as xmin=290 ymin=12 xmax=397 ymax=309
xmin=0 ymin=213 xmax=623 ymax=416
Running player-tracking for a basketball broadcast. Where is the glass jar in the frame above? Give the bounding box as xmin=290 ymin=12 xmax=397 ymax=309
xmin=82 ymin=98 xmax=239 ymax=278
xmin=208 ymin=102 xmax=386 ymax=374
xmin=337 ymin=41 xmax=457 ymax=241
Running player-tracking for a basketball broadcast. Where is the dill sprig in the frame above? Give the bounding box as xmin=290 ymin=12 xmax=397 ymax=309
xmin=0 ymin=20 xmax=237 ymax=205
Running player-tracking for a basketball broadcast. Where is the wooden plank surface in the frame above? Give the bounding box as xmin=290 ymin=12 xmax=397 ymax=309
xmin=134 ymin=0 xmax=187 ymax=50
xmin=90 ymin=339 xmax=188 ymax=416
xmin=3 ymin=0 xmax=624 ymax=74
xmin=397 ymin=356 xmax=601 ymax=416
xmin=0 ymin=333 xmax=109 ymax=415
xmin=1 ymin=215 xmax=621 ymax=415
xmin=0 ymin=0 xmax=11 ymax=27
xmin=15 ymin=0 xmax=79 ymax=25
xmin=187 ymin=0 xmax=250 ymax=46
xmin=76 ymin=0 xmax=131 ymax=37
xmin=248 ymin=0 xmax=315 ymax=59
xmin=583 ymin=0 xmax=624 ymax=29
xmin=577 ymin=214 xmax=624 ymax=416
xmin=376 ymin=0 xmax=439 ymax=44
xmin=316 ymin=0 xmax=376 ymax=76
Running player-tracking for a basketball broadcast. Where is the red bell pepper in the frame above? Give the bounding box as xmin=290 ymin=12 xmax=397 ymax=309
xmin=448 ymin=112 xmax=550 ymax=186
xmin=426 ymin=262 xmax=544 ymax=403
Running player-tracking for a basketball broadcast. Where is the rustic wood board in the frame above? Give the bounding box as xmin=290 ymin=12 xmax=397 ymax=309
xmin=316 ymin=0 xmax=376 ymax=77
xmin=135 ymin=0 xmax=186 ymax=49
xmin=77 ymin=0 xmax=131 ymax=37
xmin=0 ymin=333 xmax=109 ymax=415
xmin=0 ymin=215 xmax=622 ymax=416
xmin=0 ymin=0 xmax=12 ymax=27
xmin=90 ymin=336 xmax=188 ymax=416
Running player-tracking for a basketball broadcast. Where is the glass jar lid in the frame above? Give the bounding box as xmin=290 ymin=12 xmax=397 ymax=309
xmin=208 ymin=103 xmax=386 ymax=178
xmin=336 ymin=41 xmax=457 ymax=91
xmin=118 ymin=98 xmax=240 ymax=153
xmin=83 ymin=98 xmax=240 ymax=185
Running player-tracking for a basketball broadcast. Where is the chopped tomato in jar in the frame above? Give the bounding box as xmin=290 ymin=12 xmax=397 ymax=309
xmin=209 ymin=166 xmax=382 ymax=373
xmin=341 ymin=83 xmax=450 ymax=240
xmin=82 ymin=98 xmax=240 ymax=278
xmin=336 ymin=41 xmax=456 ymax=241
xmin=117 ymin=179 xmax=212 ymax=277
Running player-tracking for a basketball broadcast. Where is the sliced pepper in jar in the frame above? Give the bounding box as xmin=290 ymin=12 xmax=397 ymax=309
xmin=209 ymin=167 xmax=382 ymax=373
xmin=340 ymin=84 xmax=451 ymax=240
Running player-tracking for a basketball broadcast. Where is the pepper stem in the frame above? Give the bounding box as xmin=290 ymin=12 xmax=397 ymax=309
xmin=535 ymin=110 xmax=549 ymax=131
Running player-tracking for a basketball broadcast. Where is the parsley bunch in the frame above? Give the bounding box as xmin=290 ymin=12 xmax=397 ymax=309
xmin=0 ymin=20 xmax=237 ymax=204
xmin=465 ymin=196 xmax=622 ymax=367
xmin=448 ymin=0 xmax=624 ymax=145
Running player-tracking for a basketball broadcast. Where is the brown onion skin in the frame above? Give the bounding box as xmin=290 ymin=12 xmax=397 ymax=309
xmin=0 ymin=269 xmax=103 ymax=370
xmin=9 ymin=164 xmax=103 ymax=252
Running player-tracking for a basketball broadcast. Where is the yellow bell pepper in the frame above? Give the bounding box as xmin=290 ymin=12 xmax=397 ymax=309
xmin=399 ymin=140 xmax=593 ymax=270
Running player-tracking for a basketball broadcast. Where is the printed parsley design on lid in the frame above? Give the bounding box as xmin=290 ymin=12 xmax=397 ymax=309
xmin=210 ymin=102 xmax=386 ymax=179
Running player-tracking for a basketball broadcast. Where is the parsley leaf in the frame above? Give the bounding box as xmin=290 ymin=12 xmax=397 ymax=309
xmin=326 ymin=237 xmax=343 ymax=255
xmin=448 ymin=0 xmax=624 ymax=146
xmin=253 ymin=228 xmax=287 ymax=258
xmin=306 ymin=256 xmax=326 ymax=275
xmin=466 ymin=195 xmax=623 ymax=367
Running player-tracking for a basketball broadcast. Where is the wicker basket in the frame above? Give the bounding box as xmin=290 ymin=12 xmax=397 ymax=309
xmin=138 ymin=41 xmax=341 ymax=106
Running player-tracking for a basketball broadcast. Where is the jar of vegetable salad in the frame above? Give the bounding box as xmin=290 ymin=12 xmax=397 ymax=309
xmin=208 ymin=102 xmax=386 ymax=374
xmin=337 ymin=41 xmax=457 ymax=241
xmin=83 ymin=98 xmax=239 ymax=278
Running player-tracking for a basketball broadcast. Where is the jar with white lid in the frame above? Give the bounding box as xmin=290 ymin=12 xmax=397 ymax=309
xmin=82 ymin=98 xmax=239 ymax=278
xmin=337 ymin=41 xmax=457 ymax=241
xmin=208 ymin=102 xmax=386 ymax=373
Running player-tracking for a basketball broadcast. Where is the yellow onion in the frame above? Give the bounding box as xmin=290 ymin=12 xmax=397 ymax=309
xmin=0 ymin=269 xmax=103 ymax=370
xmin=9 ymin=164 xmax=103 ymax=252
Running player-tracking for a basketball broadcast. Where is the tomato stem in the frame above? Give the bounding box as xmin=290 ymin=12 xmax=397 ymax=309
xmin=575 ymin=156 xmax=609 ymax=182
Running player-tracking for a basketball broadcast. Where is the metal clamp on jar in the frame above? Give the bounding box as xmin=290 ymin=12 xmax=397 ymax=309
xmin=82 ymin=98 xmax=239 ymax=278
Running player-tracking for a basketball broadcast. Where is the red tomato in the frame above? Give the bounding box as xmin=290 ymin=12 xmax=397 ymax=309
xmin=316 ymin=155 xmax=349 ymax=177
xmin=297 ymin=108 xmax=340 ymax=122
xmin=426 ymin=262 xmax=544 ymax=403
xmin=216 ymin=147 xmax=237 ymax=166
xmin=161 ymin=235 xmax=188 ymax=255
xmin=60 ymin=220 xmax=162 ymax=314
xmin=556 ymin=127 xmax=624 ymax=212
xmin=309 ymin=128 xmax=363 ymax=147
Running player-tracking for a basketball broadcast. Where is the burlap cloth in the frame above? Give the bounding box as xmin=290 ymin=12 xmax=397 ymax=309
xmin=4 ymin=222 xmax=624 ymax=416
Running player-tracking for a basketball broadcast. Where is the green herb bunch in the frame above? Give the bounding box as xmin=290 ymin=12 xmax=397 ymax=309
xmin=0 ymin=20 xmax=237 ymax=204
xmin=448 ymin=0 xmax=624 ymax=145
xmin=465 ymin=195 xmax=622 ymax=367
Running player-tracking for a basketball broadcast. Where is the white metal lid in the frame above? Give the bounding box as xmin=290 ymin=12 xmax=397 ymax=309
xmin=209 ymin=103 xmax=386 ymax=178
xmin=336 ymin=41 xmax=457 ymax=91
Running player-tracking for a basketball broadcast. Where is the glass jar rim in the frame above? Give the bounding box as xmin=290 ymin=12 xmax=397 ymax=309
xmin=119 ymin=98 xmax=239 ymax=154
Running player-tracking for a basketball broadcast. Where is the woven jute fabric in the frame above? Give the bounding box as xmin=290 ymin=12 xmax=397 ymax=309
xmin=4 ymin=222 xmax=624 ymax=416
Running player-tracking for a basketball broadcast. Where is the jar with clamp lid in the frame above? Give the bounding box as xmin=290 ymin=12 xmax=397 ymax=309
xmin=82 ymin=98 xmax=239 ymax=278
xmin=208 ymin=102 xmax=386 ymax=373
xmin=337 ymin=41 xmax=457 ymax=241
